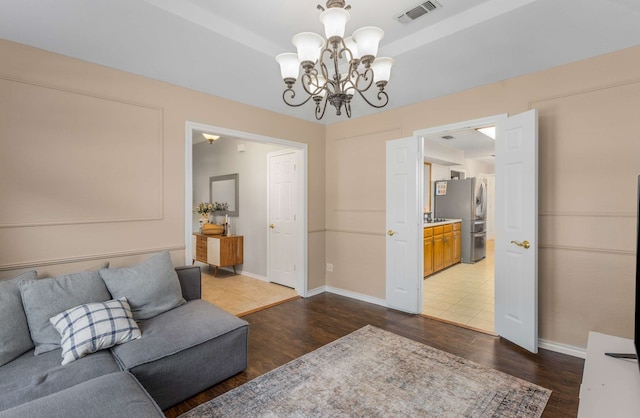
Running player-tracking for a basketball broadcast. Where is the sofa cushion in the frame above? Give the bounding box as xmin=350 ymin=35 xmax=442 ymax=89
xmin=50 ymin=298 xmax=141 ymax=365
xmin=19 ymin=270 xmax=112 ymax=355
xmin=99 ymin=251 xmax=186 ymax=320
xmin=0 ymin=348 xmax=120 ymax=412
xmin=0 ymin=271 xmax=37 ymax=367
xmin=0 ymin=372 xmax=164 ymax=418
xmin=111 ymin=299 xmax=248 ymax=409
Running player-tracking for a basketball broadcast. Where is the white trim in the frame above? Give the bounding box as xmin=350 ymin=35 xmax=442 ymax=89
xmin=538 ymin=338 xmax=586 ymax=359
xmin=305 ymin=286 xmax=388 ymax=307
xmin=414 ymin=114 xmax=508 ymax=138
xmin=238 ymin=270 xmax=269 ymax=282
xmin=194 ymin=261 xmax=269 ymax=282
xmin=306 ymin=286 xmax=327 ymax=298
xmin=184 ymin=121 xmax=308 ymax=297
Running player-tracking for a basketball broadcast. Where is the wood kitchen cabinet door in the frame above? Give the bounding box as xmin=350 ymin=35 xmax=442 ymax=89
xmin=433 ymin=228 xmax=444 ymax=273
xmin=452 ymin=222 xmax=461 ymax=263
xmin=423 ymin=227 xmax=434 ymax=277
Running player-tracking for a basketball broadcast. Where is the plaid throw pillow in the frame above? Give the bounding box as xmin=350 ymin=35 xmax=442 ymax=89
xmin=49 ymin=297 xmax=141 ymax=365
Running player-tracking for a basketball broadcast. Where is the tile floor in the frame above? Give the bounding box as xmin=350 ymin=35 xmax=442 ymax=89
xmin=198 ymin=266 xmax=298 ymax=316
xmin=422 ymin=240 xmax=495 ymax=333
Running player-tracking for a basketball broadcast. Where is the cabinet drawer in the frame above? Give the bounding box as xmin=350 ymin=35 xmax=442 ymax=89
xmin=453 ymin=222 xmax=461 ymax=231
xmin=424 ymin=227 xmax=433 ymax=237
xmin=444 ymin=224 xmax=453 ymax=233
xmin=433 ymin=226 xmax=444 ymax=235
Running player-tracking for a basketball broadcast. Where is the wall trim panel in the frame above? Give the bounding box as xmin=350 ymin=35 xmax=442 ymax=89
xmin=0 ymin=245 xmax=184 ymax=272
xmin=0 ymin=76 xmax=165 ymax=228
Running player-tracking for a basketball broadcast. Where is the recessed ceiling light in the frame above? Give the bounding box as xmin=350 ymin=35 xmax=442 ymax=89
xmin=476 ymin=126 xmax=496 ymax=140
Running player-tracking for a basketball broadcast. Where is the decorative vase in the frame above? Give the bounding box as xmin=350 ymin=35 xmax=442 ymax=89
xmin=200 ymin=213 xmax=209 ymax=225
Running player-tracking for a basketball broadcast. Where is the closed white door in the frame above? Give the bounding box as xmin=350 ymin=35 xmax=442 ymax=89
xmin=385 ymin=136 xmax=423 ymax=313
xmin=267 ymin=150 xmax=297 ymax=288
xmin=495 ymin=109 xmax=538 ymax=353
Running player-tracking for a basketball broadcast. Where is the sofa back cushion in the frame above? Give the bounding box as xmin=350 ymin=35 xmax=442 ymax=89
xmin=20 ymin=271 xmax=112 ymax=355
xmin=99 ymin=252 xmax=186 ymax=320
xmin=0 ymin=271 xmax=37 ymax=366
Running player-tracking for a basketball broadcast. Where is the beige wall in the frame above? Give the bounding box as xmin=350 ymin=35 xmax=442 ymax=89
xmin=3 ymin=37 xmax=640 ymax=350
xmin=0 ymin=39 xmax=326 ymax=291
xmin=326 ymin=45 xmax=640 ymax=349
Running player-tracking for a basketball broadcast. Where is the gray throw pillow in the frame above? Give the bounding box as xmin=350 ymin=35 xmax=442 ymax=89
xmin=99 ymin=252 xmax=185 ymax=320
xmin=0 ymin=271 xmax=37 ymax=366
xmin=20 ymin=270 xmax=112 ymax=355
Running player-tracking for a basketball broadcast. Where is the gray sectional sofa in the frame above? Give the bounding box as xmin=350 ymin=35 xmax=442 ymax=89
xmin=0 ymin=252 xmax=249 ymax=417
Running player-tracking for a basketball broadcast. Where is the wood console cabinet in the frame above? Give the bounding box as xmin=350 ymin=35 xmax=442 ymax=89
xmin=424 ymin=222 xmax=461 ymax=277
xmin=192 ymin=233 xmax=243 ymax=276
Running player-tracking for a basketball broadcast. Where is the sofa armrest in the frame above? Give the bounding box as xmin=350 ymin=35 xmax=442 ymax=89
xmin=174 ymin=266 xmax=201 ymax=300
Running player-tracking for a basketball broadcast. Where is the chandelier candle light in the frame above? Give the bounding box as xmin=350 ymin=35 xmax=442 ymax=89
xmin=276 ymin=0 xmax=394 ymax=120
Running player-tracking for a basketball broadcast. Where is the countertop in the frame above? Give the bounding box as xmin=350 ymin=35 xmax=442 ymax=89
xmin=423 ymin=219 xmax=462 ymax=227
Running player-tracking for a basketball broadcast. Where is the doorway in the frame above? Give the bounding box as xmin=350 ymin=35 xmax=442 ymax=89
xmin=184 ymin=122 xmax=309 ymax=305
xmin=421 ymin=125 xmax=497 ymax=334
xmin=386 ymin=110 xmax=539 ymax=352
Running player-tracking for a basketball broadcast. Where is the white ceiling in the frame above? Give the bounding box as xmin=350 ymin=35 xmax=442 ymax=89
xmin=424 ymin=128 xmax=496 ymax=165
xmin=1 ymin=0 xmax=639 ymax=125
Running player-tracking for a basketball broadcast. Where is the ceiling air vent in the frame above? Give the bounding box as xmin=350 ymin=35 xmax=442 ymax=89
xmin=395 ymin=1 xmax=442 ymax=24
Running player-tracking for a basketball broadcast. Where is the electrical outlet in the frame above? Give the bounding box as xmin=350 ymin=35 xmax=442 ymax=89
xmin=326 ymin=263 xmax=333 ymax=272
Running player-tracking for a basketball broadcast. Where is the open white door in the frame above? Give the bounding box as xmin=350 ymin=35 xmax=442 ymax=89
xmin=495 ymin=109 xmax=538 ymax=353
xmin=386 ymin=136 xmax=423 ymax=313
xmin=267 ymin=150 xmax=298 ymax=288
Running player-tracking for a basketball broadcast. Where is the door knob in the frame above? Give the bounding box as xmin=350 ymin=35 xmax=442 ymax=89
xmin=387 ymin=230 xmax=395 ymax=236
xmin=510 ymin=240 xmax=530 ymax=249
xmin=269 ymin=224 xmax=275 ymax=229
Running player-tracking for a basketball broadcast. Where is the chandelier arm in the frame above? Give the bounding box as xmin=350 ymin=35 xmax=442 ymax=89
xmin=315 ymin=96 xmax=329 ymax=120
xmin=349 ymin=68 xmax=374 ymax=93
xmin=355 ymin=89 xmax=389 ymax=109
xmin=282 ymin=88 xmax=315 ymax=108
xmin=300 ymin=72 xmax=320 ymax=96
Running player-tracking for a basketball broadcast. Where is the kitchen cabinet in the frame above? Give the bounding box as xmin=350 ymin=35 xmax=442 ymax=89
xmin=423 ymin=227 xmax=434 ymax=276
xmin=452 ymin=222 xmax=461 ymax=263
xmin=443 ymin=224 xmax=453 ymax=268
xmin=192 ymin=233 xmax=243 ymax=276
xmin=432 ymin=226 xmax=444 ymax=273
xmin=424 ymin=221 xmax=461 ymax=277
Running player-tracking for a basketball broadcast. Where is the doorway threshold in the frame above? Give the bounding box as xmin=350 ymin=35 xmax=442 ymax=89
xmin=237 ymin=295 xmax=301 ymax=317
xmin=420 ymin=313 xmax=498 ymax=337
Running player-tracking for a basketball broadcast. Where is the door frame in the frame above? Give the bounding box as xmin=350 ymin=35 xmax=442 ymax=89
xmin=184 ymin=121 xmax=309 ymax=297
xmin=412 ymin=113 xmax=507 ymax=316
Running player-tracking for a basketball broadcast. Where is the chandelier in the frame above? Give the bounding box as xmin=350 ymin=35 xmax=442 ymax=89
xmin=275 ymin=0 xmax=394 ymax=120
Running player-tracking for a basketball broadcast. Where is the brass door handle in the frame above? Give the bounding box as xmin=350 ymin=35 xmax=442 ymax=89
xmin=511 ymin=240 xmax=531 ymax=249
xmin=269 ymin=224 xmax=275 ymax=229
xmin=387 ymin=230 xmax=395 ymax=236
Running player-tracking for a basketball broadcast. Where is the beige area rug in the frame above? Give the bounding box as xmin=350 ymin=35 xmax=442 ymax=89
xmin=181 ymin=325 xmax=551 ymax=418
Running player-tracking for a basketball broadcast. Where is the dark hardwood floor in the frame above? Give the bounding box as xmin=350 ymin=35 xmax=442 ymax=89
xmin=165 ymin=293 xmax=584 ymax=417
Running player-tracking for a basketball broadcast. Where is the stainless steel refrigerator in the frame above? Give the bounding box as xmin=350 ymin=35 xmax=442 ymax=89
xmin=433 ymin=178 xmax=487 ymax=263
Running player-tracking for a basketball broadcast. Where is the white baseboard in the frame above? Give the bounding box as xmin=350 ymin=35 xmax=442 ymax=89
xmin=197 ymin=263 xmax=268 ymax=282
xmin=538 ymin=338 xmax=586 ymax=359
xmin=235 ymin=270 xmax=268 ymax=282
xmin=306 ymin=286 xmax=327 ymax=297
xmin=306 ymin=285 xmax=387 ymax=308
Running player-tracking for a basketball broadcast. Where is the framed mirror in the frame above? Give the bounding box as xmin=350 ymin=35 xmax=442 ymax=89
xmin=209 ymin=173 xmax=239 ymax=217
